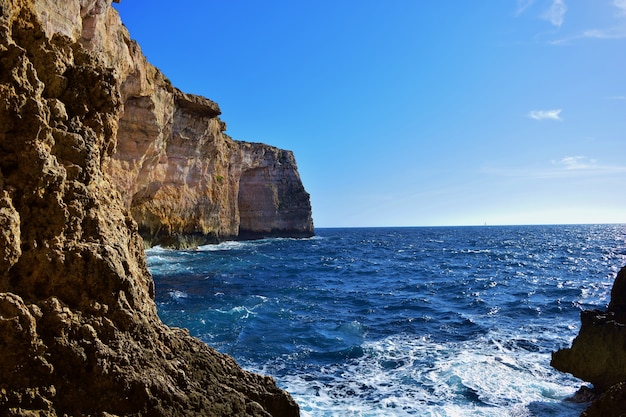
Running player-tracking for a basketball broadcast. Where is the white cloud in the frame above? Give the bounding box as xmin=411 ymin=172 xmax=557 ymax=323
xmin=528 ymin=109 xmax=563 ymax=121
xmin=543 ymin=0 xmax=567 ymax=27
xmin=553 ymin=156 xmax=596 ymax=170
xmin=614 ymin=0 xmax=626 ymax=16
xmin=582 ymin=27 xmax=626 ymax=39
xmin=484 ymin=156 xmax=626 ymax=179
xmin=550 ymin=0 xmax=626 ymax=43
xmin=550 ymin=26 xmax=626 ymax=44
xmin=576 ymin=1 xmax=626 ymax=39
xmin=516 ymin=0 xmax=536 ymax=16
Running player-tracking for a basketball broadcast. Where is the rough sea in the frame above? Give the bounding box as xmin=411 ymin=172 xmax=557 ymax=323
xmin=146 ymin=224 xmax=626 ymax=417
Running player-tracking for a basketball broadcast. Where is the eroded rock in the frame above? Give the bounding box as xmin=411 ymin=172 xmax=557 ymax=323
xmin=0 ymin=0 xmax=300 ymax=415
xmin=552 ymin=266 xmax=626 ymax=416
xmin=98 ymin=4 xmax=313 ymax=248
xmin=108 ymin=79 xmax=314 ymax=248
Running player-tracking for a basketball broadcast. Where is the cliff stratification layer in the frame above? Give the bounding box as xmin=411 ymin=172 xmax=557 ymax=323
xmin=0 ymin=0 xmax=299 ymax=415
xmin=104 ymin=14 xmax=313 ymax=248
xmin=552 ymin=266 xmax=626 ymax=417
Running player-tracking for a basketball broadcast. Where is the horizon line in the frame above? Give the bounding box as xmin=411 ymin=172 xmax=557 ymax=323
xmin=313 ymin=222 xmax=625 ymax=229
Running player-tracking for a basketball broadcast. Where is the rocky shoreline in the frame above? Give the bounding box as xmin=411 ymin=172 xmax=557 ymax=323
xmin=0 ymin=0 xmax=301 ymax=415
xmin=1 ymin=0 xmax=624 ymax=416
xmin=552 ymin=266 xmax=626 ymax=416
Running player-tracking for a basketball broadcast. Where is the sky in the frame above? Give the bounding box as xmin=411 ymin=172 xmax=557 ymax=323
xmin=113 ymin=1 xmax=626 ymax=228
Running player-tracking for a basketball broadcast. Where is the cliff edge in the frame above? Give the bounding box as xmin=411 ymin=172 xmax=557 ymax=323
xmin=0 ymin=0 xmax=299 ymax=415
xmin=104 ymin=7 xmax=313 ymax=248
xmin=552 ymin=266 xmax=626 ymax=416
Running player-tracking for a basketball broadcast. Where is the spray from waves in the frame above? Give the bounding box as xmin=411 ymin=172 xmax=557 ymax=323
xmin=197 ymin=240 xmax=257 ymax=252
xmin=167 ymin=289 xmax=189 ymax=301
xmin=148 ymin=226 xmax=626 ymax=416
xmin=250 ymin=331 xmax=586 ymax=417
xmin=196 ymin=236 xmax=321 ymax=252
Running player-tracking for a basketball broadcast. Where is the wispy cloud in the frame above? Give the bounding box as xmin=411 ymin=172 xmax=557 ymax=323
xmin=528 ymin=109 xmax=563 ymax=121
xmin=607 ymin=95 xmax=626 ymax=100
xmin=553 ymin=156 xmax=596 ymax=170
xmin=551 ymin=0 xmax=626 ymax=44
xmin=581 ymin=27 xmax=626 ymax=39
xmin=549 ymin=156 xmax=626 ymax=175
xmin=615 ymin=0 xmax=626 ymax=16
xmin=516 ymin=0 xmax=537 ymax=16
xmin=484 ymin=156 xmax=626 ymax=179
xmin=551 ymin=27 xmax=626 ymax=44
xmin=543 ymin=0 xmax=567 ymax=27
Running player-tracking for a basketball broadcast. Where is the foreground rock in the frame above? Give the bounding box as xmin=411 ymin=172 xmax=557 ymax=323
xmin=0 ymin=0 xmax=299 ymax=415
xmin=552 ymin=266 xmax=626 ymax=416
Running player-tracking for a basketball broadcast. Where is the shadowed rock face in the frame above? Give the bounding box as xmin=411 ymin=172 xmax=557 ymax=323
xmin=0 ymin=0 xmax=299 ymax=415
xmin=551 ymin=266 xmax=626 ymax=417
xmin=237 ymin=143 xmax=314 ymax=240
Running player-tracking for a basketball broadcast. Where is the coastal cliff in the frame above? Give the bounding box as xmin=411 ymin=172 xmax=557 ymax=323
xmin=104 ymin=15 xmax=313 ymax=248
xmin=0 ymin=0 xmax=299 ymax=415
xmin=552 ymin=266 xmax=626 ymax=416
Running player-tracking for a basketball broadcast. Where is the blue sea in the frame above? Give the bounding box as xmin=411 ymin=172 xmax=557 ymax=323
xmin=147 ymin=225 xmax=626 ymax=416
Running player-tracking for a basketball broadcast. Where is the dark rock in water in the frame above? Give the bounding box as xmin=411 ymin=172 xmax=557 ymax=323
xmin=581 ymin=382 xmax=626 ymax=417
xmin=565 ymin=386 xmax=599 ymax=404
xmin=0 ymin=0 xmax=299 ymax=415
xmin=552 ymin=308 xmax=626 ymax=391
xmin=609 ymin=266 xmax=626 ymax=314
xmin=552 ymin=266 xmax=626 ymax=417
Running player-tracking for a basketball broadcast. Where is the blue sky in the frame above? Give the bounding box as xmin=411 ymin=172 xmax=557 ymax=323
xmin=113 ymin=1 xmax=626 ymax=227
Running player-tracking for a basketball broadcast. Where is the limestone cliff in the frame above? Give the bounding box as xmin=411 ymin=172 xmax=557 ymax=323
xmin=104 ymin=12 xmax=313 ymax=248
xmin=552 ymin=266 xmax=626 ymax=416
xmin=0 ymin=0 xmax=299 ymax=415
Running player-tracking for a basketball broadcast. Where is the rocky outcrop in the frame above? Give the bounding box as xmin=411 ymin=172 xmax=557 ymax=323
xmin=236 ymin=142 xmax=314 ymax=241
xmin=108 ymin=88 xmax=314 ymax=247
xmin=0 ymin=0 xmax=299 ymax=415
xmin=103 ymin=10 xmax=313 ymax=248
xmin=551 ymin=266 xmax=626 ymax=416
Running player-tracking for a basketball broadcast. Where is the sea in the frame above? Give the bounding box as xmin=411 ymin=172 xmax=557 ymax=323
xmin=146 ymin=224 xmax=626 ymax=417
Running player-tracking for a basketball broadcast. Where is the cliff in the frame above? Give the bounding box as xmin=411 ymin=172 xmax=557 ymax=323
xmin=552 ymin=266 xmax=626 ymax=416
xmin=0 ymin=0 xmax=299 ymax=415
xmin=104 ymin=13 xmax=313 ymax=248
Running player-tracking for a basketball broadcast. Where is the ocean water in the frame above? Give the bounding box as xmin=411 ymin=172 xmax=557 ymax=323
xmin=147 ymin=225 xmax=626 ymax=416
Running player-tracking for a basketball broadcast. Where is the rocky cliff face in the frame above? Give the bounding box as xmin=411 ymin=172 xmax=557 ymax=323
xmin=0 ymin=0 xmax=299 ymax=415
xmin=109 ymin=95 xmax=314 ymax=247
xmin=552 ymin=266 xmax=626 ymax=417
xmin=104 ymin=14 xmax=313 ymax=248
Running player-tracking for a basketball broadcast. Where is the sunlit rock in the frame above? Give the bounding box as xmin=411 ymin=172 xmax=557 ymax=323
xmin=0 ymin=0 xmax=300 ymax=415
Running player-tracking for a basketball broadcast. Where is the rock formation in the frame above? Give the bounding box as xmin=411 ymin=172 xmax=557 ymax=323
xmin=105 ymin=18 xmax=313 ymax=248
xmin=552 ymin=266 xmax=626 ymax=416
xmin=0 ymin=0 xmax=300 ymax=415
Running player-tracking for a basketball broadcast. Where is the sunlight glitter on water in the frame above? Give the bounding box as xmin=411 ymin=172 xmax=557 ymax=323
xmin=147 ymin=225 xmax=626 ymax=416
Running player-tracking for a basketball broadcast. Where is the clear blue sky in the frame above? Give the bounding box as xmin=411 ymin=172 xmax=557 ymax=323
xmin=113 ymin=1 xmax=626 ymax=228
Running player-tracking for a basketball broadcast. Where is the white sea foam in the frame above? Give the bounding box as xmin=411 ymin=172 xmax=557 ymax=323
xmin=214 ymin=305 xmax=256 ymax=320
xmin=274 ymin=332 xmax=585 ymax=417
xmin=145 ymin=245 xmax=168 ymax=254
xmin=197 ymin=240 xmax=253 ymax=251
xmin=149 ymin=226 xmax=625 ymax=416
xmin=168 ymin=290 xmax=188 ymax=301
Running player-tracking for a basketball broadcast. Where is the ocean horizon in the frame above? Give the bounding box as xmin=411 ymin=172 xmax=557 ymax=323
xmin=147 ymin=224 xmax=626 ymax=416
